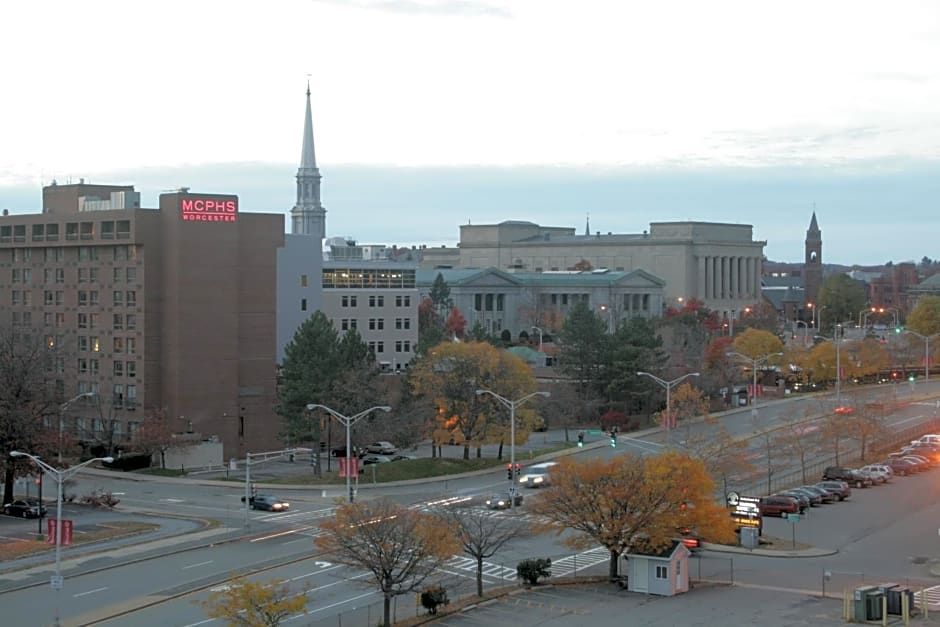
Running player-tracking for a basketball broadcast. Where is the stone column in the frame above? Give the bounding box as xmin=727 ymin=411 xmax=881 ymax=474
xmin=698 ymin=256 xmax=706 ymax=300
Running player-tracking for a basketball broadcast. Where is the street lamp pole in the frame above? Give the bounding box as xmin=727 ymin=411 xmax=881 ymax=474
xmin=904 ymin=330 xmax=940 ymax=383
xmin=475 ymin=390 xmax=550 ymax=510
xmin=793 ymin=320 xmax=809 ymax=346
xmin=57 ymin=392 xmax=96 ymax=465
xmin=306 ymin=404 xmax=391 ymax=503
xmin=635 ymin=371 xmax=701 ymax=445
xmin=10 ymin=451 xmax=112 ymax=627
xmin=815 ymin=324 xmax=845 ymax=406
xmin=531 ymin=326 xmax=544 ymax=353
xmin=726 ymin=351 xmax=783 ymax=420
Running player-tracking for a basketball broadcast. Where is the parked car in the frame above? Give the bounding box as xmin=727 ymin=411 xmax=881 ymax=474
xmin=365 ymin=441 xmax=398 ymax=455
xmin=485 ymin=492 xmax=524 ymax=509
xmin=902 ymin=455 xmax=931 ymax=472
xmin=911 ymin=434 xmax=940 ymax=446
xmin=779 ymin=488 xmax=821 ymax=507
xmin=799 ymin=485 xmax=836 ymax=503
xmin=859 ymin=465 xmax=891 ymax=483
xmin=2 ymin=499 xmax=47 ymax=518
xmin=758 ymin=495 xmax=800 ymax=518
xmin=815 ymin=481 xmax=851 ymax=501
xmin=360 ymin=454 xmax=392 ymax=465
xmin=822 ymin=466 xmax=872 ymax=487
xmin=904 ymin=445 xmax=940 ymax=463
xmin=774 ymin=491 xmax=810 ymax=512
xmin=331 ymin=446 xmax=359 ymax=458
xmin=882 ymin=458 xmax=917 ymax=476
xmin=250 ymin=495 xmax=290 ymax=512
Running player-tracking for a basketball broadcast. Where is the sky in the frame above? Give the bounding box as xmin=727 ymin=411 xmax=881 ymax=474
xmin=1 ymin=0 xmax=938 ymax=266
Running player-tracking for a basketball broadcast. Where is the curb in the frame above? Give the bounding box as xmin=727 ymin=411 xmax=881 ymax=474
xmin=701 ymin=541 xmax=838 ymax=558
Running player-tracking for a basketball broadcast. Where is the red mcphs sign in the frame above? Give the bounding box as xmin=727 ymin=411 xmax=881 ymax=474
xmin=180 ymin=197 xmax=238 ymax=223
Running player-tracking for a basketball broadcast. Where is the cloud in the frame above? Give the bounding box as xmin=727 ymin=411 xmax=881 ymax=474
xmin=313 ymin=0 xmax=512 ymax=18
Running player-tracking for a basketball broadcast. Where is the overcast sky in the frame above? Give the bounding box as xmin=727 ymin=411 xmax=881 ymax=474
xmin=1 ymin=0 xmax=938 ymax=266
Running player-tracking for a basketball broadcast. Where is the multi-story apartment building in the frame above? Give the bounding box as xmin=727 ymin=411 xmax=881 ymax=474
xmin=0 ymin=182 xmax=284 ymax=458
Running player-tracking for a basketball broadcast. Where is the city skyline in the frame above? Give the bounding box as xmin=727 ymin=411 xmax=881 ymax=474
xmin=1 ymin=0 xmax=938 ymax=266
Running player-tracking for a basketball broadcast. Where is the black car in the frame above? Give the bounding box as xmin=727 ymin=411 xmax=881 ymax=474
xmin=799 ymin=485 xmax=836 ymax=504
xmin=3 ymin=499 xmax=47 ymax=518
xmin=250 ymin=495 xmax=290 ymax=512
xmin=774 ymin=491 xmax=810 ymax=512
xmin=485 ymin=493 xmax=524 ymax=510
xmin=822 ymin=466 xmax=872 ymax=488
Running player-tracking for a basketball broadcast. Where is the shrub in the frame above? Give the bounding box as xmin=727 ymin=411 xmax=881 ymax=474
xmin=420 ymin=585 xmax=449 ymax=614
xmin=516 ymin=558 xmax=551 ymax=585
xmin=600 ymin=410 xmax=628 ymax=431
xmin=103 ymin=454 xmax=152 ymax=472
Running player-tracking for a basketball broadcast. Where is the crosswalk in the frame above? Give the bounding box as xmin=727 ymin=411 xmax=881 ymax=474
xmin=914 ymin=584 xmax=940 ymax=609
xmin=440 ymin=547 xmax=612 ymax=582
xmin=252 ymin=506 xmax=336 ymax=524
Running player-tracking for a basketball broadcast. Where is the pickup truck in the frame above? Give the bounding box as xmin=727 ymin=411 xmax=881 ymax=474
xmin=822 ymin=466 xmax=873 ymax=488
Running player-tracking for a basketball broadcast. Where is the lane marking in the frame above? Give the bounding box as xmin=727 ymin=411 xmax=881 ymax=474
xmin=249 ymin=525 xmax=317 ymax=543
xmin=74 ymin=586 xmax=108 ymax=597
xmin=182 ymin=560 xmax=214 ymax=570
xmin=181 ymin=619 xmax=215 ymax=627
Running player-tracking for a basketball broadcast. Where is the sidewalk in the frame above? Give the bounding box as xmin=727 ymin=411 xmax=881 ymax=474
xmin=701 ymin=541 xmax=837 ymax=558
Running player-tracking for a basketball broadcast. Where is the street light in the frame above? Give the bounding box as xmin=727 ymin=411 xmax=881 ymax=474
xmin=809 ymin=303 xmax=827 ymax=329
xmin=305 ymin=404 xmax=391 ymax=503
xmin=531 ymin=326 xmax=544 ymax=353
xmin=10 ymin=451 xmax=112 ymax=627
xmin=904 ymin=330 xmax=940 ymax=383
xmin=793 ymin=320 xmax=809 ymax=346
xmin=598 ymin=304 xmax=613 ymax=334
xmin=635 ymin=372 xmax=700 ymax=445
xmin=815 ymin=324 xmax=845 ymax=406
xmin=475 ymin=389 xmax=550 ymax=510
xmin=57 ymin=392 xmax=97 ymax=464
xmin=726 ymin=351 xmax=783 ymax=419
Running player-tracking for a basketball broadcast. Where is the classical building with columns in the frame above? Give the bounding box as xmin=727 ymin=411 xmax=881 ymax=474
xmin=420 ymin=220 xmax=765 ymax=319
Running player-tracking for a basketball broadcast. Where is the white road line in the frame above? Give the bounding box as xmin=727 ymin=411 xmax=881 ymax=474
xmin=249 ymin=525 xmax=318 ymax=543
xmin=182 ymin=560 xmax=214 ymax=570
xmin=73 ymin=586 xmax=108 ymax=597
xmin=306 ymin=591 xmax=376 ymax=613
xmin=180 ymin=618 xmax=215 ymax=627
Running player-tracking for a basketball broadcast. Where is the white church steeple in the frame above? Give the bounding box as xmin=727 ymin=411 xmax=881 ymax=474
xmin=290 ymin=82 xmax=326 ymax=238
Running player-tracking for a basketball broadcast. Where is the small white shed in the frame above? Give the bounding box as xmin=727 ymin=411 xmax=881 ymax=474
xmin=624 ymin=541 xmax=690 ymax=596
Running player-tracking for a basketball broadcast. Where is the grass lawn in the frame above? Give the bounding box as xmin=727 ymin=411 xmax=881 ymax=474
xmin=259 ymin=444 xmax=575 ymax=485
xmin=138 ymin=467 xmax=189 ymax=477
xmin=0 ymin=521 xmax=159 ymax=561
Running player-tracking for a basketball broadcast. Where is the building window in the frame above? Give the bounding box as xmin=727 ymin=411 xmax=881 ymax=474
xmin=655 ymin=565 xmax=668 ymax=580
xmin=78 ymin=336 xmax=88 ymax=352
xmin=55 ymin=291 xmax=63 ymax=306
xmin=55 ymin=312 xmax=65 ymax=327
xmin=56 ymin=268 xmax=64 ymax=283
xmin=395 ymin=340 xmax=402 ymax=352
xmin=44 ymin=312 xmax=52 ymax=326
xmin=113 ymin=267 xmax=122 ymax=283
xmin=403 ymin=296 xmax=410 ymax=307
xmin=90 ymin=313 xmax=99 ymax=329
xmin=126 ymin=314 xmax=136 ymax=330
xmin=10 ymin=291 xmax=19 ymax=305
xmin=45 ymin=290 xmax=54 ymax=306
xmin=369 ymin=318 xmax=385 ymax=330
xmin=113 ymin=314 xmax=124 ymax=330
xmin=78 ymin=313 xmax=88 ymax=329
xmin=126 ymin=291 xmax=136 ymax=306
xmin=113 ymin=384 xmax=124 ymax=408
xmin=78 ymin=291 xmax=88 ymax=306
xmin=475 ymin=294 xmax=482 ymax=311
xmin=11 ymin=268 xmax=20 ymax=283
xmin=90 ymin=336 xmax=100 ymax=352
xmin=301 ymin=298 xmax=307 ymax=311
xmin=300 ymin=274 xmax=308 ymax=288
xmin=101 ymin=221 xmax=114 ymax=240
xmin=78 ymin=358 xmax=88 ymax=374
xmin=78 ymin=268 xmax=88 ymax=283
xmin=126 ymin=361 xmax=136 ymax=378
xmin=341 ymin=319 xmax=350 ymax=331
xmin=396 ymin=295 xmax=403 ymax=307
xmin=403 ymin=341 xmax=411 ymax=352
xmin=113 ymin=291 xmax=123 ymax=306
xmin=485 ymin=294 xmax=493 ymax=311
xmin=114 ymin=337 xmax=125 ymax=353
xmin=127 ymin=338 xmax=136 ymax=354
xmin=90 ymin=291 xmax=99 ymax=306
xmin=126 ymin=385 xmax=137 ymax=409
xmin=376 ymin=341 xmax=384 ymax=353
xmin=113 ymin=361 xmax=124 ymax=377
xmin=89 ymin=359 xmax=99 ymax=375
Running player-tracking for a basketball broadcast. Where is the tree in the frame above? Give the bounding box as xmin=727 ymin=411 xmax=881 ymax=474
xmin=408 ymin=341 xmax=537 ymax=459
xmin=556 ymin=301 xmax=608 ymax=400
xmin=849 ymin=404 xmax=886 ymax=462
xmin=277 ymin=313 xmax=381 ymax=452
xmin=599 ymin=316 xmax=667 ymax=414
xmin=817 ymin=274 xmax=867 ymax=330
xmin=0 ymin=329 xmax=59 ymax=505
xmin=316 ymin=499 xmax=458 ymax=627
xmin=429 ymin=273 xmax=452 ymax=318
xmin=417 ymin=297 xmax=446 ymax=355
xmin=135 ymin=408 xmax=180 ymax=469
xmin=819 ymin=406 xmax=854 ymax=466
xmin=199 ymin=576 xmax=307 ymax=626
xmin=685 ymin=423 xmax=755 ymax=497
xmin=731 ymin=328 xmax=785 ymax=360
xmin=435 ymin=505 xmax=525 ymax=597
xmin=670 ymin=383 xmax=710 ymax=440
xmin=907 ymin=295 xmax=940 ymax=337
xmin=738 ymin=302 xmax=780 ymax=334
xmin=529 ymin=452 xmax=735 ymax=580
xmin=773 ymin=418 xmax=816 ymax=483
xmin=445 ymin=307 xmax=467 ymax=340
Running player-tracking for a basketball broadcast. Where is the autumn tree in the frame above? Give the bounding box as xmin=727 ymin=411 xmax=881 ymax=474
xmin=685 ymin=423 xmax=755 ymax=496
xmin=669 ymin=383 xmax=710 ymax=440
xmin=731 ymin=328 xmax=785 ymax=360
xmin=435 ymin=505 xmax=526 ymax=597
xmin=409 ymin=341 xmax=537 ymax=459
xmin=444 ymin=307 xmax=467 ymax=340
xmin=530 ymin=452 xmax=735 ymax=580
xmin=0 ymin=329 xmax=59 ymax=504
xmin=199 ymin=576 xmax=307 ymax=626
xmin=316 ymin=499 xmax=458 ymax=627
xmin=738 ymin=302 xmax=781 ymax=334
xmin=773 ymin=417 xmax=817 ymax=483
xmin=135 ymin=408 xmax=182 ymax=469
xmin=907 ymin=295 xmax=940 ymax=336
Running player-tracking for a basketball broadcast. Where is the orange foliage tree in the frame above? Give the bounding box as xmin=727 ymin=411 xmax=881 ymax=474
xmin=316 ymin=499 xmax=459 ymax=627
xmin=530 ymin=452 xmax=735 ymax=580
xmin=199 ymin=577 xmax=307 ymax=626
xmin=408 ymin=341 xmax=537 ymax=459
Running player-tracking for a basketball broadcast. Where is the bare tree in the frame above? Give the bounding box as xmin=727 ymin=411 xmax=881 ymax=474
xmin=773 ymin=418 xmax=816 ymax=484
xmin=435 ymin=504 xmax=527 ymax=597
xmin=316 ymin=499 xmax=458 ymax=627
xmin=136 ymin=408 xmax=183 ymax=469
xmin=685 ymin=423 xmax=755 ymax=497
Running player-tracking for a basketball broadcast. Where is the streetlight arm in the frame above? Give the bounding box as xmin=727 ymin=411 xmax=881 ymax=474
xmin=476 ymin=389 xmax=549 ymax=409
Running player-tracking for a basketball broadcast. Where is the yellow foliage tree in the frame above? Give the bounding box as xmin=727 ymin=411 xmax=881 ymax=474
xmin=843 ymin=338 xmax=889 ymax=380
xmin=670 ymin=382 xmax=710 ymax=439
xmin=408 ymin=341 xmax=537 ymax=459
xmin=315 ymin=499 xmax=459 ymax=627
xmin=731 ymin=328 xmax=785 ymax=360
xmin=198 ymin=577 xmax=307 ymax=627
xmin=530 ymin=452 xmax=735 ymax=580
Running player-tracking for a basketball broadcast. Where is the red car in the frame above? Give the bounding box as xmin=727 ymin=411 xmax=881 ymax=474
xmin=758 ymin=495 xmax=799 ymax=517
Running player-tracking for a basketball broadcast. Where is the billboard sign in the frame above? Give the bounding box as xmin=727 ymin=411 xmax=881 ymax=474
xmin=181 ymin=196 xmax=238 ymax=223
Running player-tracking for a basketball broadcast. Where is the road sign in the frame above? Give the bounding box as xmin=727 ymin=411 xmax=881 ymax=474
xmin=50 ymin=575 xmax=63 ymax=590
xmin=726 ymin=491 xmax=740 ymax=507
xmin=785 ymin=513 xmax=800 ymax=522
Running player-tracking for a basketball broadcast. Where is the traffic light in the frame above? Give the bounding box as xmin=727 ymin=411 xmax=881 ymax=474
xmin=515 ymin=463 xmax=522 ymax=477
xmin=609 ymin=432 xmax=617 ymax=447
xmin=909 ymin=374 xmax=916 ymax=382
xmin=577 ymin=432 xmax=584 ymax=447
xmin=507 ymin=463 xmax=513 ymax=480
xmin=895 ymin=327 xmax=902 ymax=334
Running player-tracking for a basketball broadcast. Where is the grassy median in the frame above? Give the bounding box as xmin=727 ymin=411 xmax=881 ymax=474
xmin=0 ymin=521 xmax=159 ymax=561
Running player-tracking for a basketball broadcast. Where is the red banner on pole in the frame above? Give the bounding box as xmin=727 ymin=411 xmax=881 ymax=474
xmin=338 ymin=457 xmax=359 ymax=478
xmin=46 ymin=519 xmax=73 ymax=546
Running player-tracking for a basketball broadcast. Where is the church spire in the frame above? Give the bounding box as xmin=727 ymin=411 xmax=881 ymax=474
xmin=584 ymin=213 xmax=590 ymax=236
xmin=290 ymin=82 xmax=326 ymax=238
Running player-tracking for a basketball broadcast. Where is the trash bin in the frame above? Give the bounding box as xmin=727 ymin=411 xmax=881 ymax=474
xmin=890 ymin=586 xmax=915 ymax=616
xmin=854 ymin=586 xmax=878 ymax=621
xmin=878 ymin=583 xmax=899 ymax=615
xmin=866 ymin=590 xmax=884 ymax=621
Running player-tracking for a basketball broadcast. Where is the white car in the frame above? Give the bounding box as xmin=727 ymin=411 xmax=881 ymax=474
xmin=365 ymin=441 xmax=398 ymax=455
xmin=859 ymin=465 xmax=891 ymax=483
xmin=517 ymin=462 xmax=558 ymax=488
xmin=911 ymin=434 xmax=940 ymax=446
